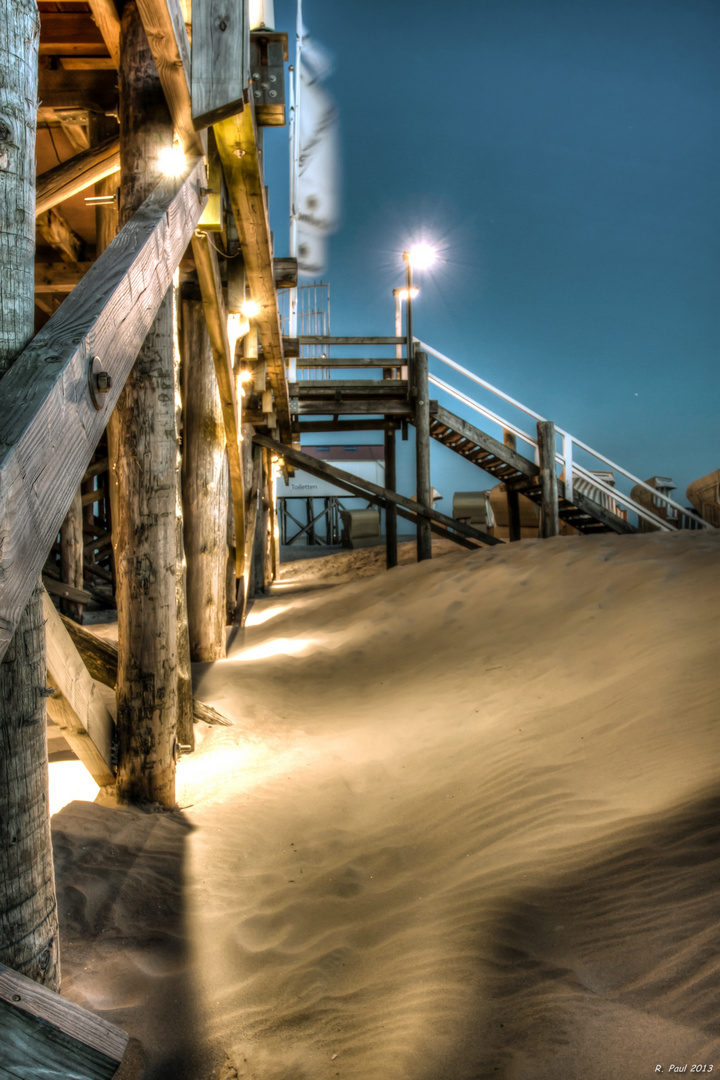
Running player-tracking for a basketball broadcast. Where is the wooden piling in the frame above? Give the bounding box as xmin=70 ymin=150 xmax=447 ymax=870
xmin=384 ymin=424 xmax=398 ymax=568
xmin=502 ymin=429 xmax=522 ymax=542
xmin=0 ymin=0 xmax=60 ymax=990
xmin=537 ymin=419 xmax=560 ymax=538
xmin=414 ymin=349 xmax=433 ymax=561
xmin=181 ymin=298 xmax=229 ymax=661
xmin=112 ymin=0 xmax=180 ymax=806
xmin=59 ymin=489 xmax=84 ymax=621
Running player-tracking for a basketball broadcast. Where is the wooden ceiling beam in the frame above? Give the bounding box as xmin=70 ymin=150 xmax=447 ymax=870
xmin=36 ymin=135 xmax=120 ymax=215
xmin=38 ymin=68 xmax=118 ymax=113
xmin=135 ymin=0 xmax=205 ymax=155
xmin=0 ymin=159 xmax=208 ymax=664
xmin=87 ymin=0 xmax=121 ymax=69
xmin=39 ymin=13 xmax=107 ymax=55
xmin=214 ymin=95 xmax=291 ymax=441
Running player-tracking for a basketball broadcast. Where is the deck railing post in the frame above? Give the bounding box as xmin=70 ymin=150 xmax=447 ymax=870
xmin=537 ymin=420 xmax=560 ymax=538
xmin=503 ymin=429 xmax=522 ymax=542
xmin=414 ymin=350 xmax=433 ymax=560
xmin=385 ymin=423 xmax=398 ymax=568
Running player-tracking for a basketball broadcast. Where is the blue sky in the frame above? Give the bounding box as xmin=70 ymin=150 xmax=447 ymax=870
xmin=264 ymin=0 xmax=719 ymax=503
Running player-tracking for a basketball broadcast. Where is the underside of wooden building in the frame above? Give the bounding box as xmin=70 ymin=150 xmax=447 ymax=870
xmin=0 ymin=0 xmax=715 ymax=1073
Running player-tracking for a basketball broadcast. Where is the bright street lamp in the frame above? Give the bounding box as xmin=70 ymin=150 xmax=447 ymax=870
xmin=402 ymin=244 xmax=436 ymax=372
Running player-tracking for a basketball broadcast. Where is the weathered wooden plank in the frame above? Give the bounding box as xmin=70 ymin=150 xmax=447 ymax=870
xmin=293 ymin=420 xmax=399 ymax=433
xmin=191 ymin=230 xmax=246 ymax=579
xmin=537 ymin=419 xmax=560 ymax=538
xmin=42 ymin=591 xmax=115 ymax=786
xmin=241 ymin=445 xmax=262 ymax=617
xmin=42 ymin=575 xmax=91 ymax=606
xmin=0 ymin=160 xmax=208 ymax=664
xmin=191 ymin=0 xmax=249 ymax=128
xmin=35 ymin=136 xmax=120 ymax=215
xmin=0 ymin=962 xmax=131 ymax=1068
xmin=273 ymin=256 xmax=297 ymax=289
xmin=297 ymin=358 xmax=403 ymax=368
xmin=88 ymin=0 xmax=122 ymax=68
xmin=254 ymin=435 xmax=502 ymax=546
xmin=290 ymin=379 xmax=408 ymax=391
xmin=36 ymin=208 xmax=85 ymax=262
xmin=292 ymin=400 xmax=415 ymax=416
xmin=214 ymin=96 xmax=291 ymax=440
xmin=59 ymin=616 xmax=233 ymax=726
xmin=136 ymin=0 xmax=205 ymax=154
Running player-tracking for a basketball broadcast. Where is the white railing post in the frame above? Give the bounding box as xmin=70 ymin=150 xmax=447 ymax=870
xmin=563 ymin=433 xmax=573 ymax=502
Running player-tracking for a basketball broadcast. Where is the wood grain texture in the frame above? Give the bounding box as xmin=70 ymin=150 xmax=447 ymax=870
xmin=42 ymin=590 xmax=115 ymax=786
xmin=0 ymin=158 xmax=207 ymax=665
xmin=0 ymin=961 xmax=129 ymax=1063
xmin=0 ymin=0 xmax=60 ymax=994
xmin=136 ymin=0 xmax=205 ymax=154
xmin=181 ymin=299 xmax=228 ymax=661
xmin=88 ymin=0 xmax=122 ymax=68
xmin=35 ymin=136 xmax=120 ymax=215
xmin=59 ymin=487 xmax=84 ymax=619
xmin=214 ymin=97 xmax=292 ymax=440
xmin=191 ymin=0 xmax=249 ymax=128
xmin=431 ymin=403 xmax=540 ymax=480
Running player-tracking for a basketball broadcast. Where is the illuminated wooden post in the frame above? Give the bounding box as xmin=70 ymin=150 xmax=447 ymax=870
xmin=0 ymin=0 xmax=61 ymax=990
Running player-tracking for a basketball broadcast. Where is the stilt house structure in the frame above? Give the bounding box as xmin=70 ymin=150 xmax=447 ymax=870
xmin=0 ymin=1 xmax=713 ymax=1061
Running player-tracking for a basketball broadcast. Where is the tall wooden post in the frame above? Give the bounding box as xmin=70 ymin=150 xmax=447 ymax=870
xmin=0 ymin=0 xmax=61 ymax=990
xmin=414 ymin=349 xmax=433 ymax=561
xmin=537 ymin=419 xmax=560 ymax=538
xmin=112 ymin=0 xmax=180 ymax=806
xmin=384 ymin=423 xmax=398 ymax=569
xmin=181 ymin=298 xmax=229 ymax=661
xmin=503 ymin=428 xmax=522 ymax=542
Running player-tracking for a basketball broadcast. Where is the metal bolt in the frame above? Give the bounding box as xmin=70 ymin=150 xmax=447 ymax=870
xmin=96 ymin=372 xmax=112 ymax=393
xmin=269 ymin=90 xmax=277 ymax=98
xmin=12 ymin=995 xmax=21 ymax=1002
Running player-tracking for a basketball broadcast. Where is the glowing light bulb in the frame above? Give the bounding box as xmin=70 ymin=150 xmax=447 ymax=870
xmin=241 ymin=299 xmax=260 ymax=319
xmin=406 ymin=243 xmax=436 ymax=270
xmin=158 ymin=145 xmax=186 ymax=177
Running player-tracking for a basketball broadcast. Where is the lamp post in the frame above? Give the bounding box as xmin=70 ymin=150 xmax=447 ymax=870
xmin=400 ymin=244 xmax=436 ymax=562
xmin=392 ymin=285 xmax=418 ymax=379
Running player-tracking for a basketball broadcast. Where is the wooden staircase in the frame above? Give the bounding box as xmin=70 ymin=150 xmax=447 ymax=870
xmin=428 ymin=404 xmax=637 ymax=535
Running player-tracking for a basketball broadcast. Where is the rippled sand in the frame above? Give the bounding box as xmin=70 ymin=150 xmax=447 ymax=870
xmin=52 ymin=530 xmax=720 ymax=1079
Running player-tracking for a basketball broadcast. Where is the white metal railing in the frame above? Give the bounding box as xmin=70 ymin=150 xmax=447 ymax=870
xmin=419 ymin=340 xmax=712 ymax=532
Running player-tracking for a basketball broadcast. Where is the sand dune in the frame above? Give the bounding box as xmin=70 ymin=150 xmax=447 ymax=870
xmin=52 ymin=530 xmax=720 ymax=1079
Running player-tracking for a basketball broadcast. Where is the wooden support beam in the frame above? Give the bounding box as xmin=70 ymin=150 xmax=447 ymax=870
xmin=503 ymin=429 xmax=522 ymax=542
xmin=35 ymin=136 xmax=120 ymax=215
xmin=36 ymin=207 xmax=86 ymax=262
xmin=294 ymin=420 xmax=400 ymax=434
xmin=0 ymin=160 xmax=208 ymax=664
xmin=242 ymin=445 xmax=263 ymax=615
xmin=35 ymin=261 xmax=94 ymax=292
xmin=537 ymin=419 xmax=560 ymax=538
xmin=284 ymin=336 xmax=406 ymax=356
xmin=88 ymin=0 xmax=122 ymax=68
xmin=42 ymin=590 xmax=115 ymax=787
xmin=291 ymin=400 xmax=415 ymax=416
xmin=37 ymin=68 xmax=118 ymax=113
xmin=39 ymin=13 xmax=107 ymax=55
xmin=414 ymin=349 xmax=433 ymax=561
xmin=191 ymin=0 xmax=249 ymax=129
xmin=135 ymin=0 xmax=205 ymax=154
xmin=214 ymin=96 xmax=292 ymax=440
xmin=254 ymin=435 xmax=503 ymax=548
xmin=385 ymin=424 xmax=398 ymax=569
xmin=191 ymin=230 xmax=246 ymax=580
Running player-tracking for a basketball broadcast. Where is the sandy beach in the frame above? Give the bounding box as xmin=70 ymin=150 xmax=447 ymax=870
xmin=50 ymin=529 xmax=720 ymax=1079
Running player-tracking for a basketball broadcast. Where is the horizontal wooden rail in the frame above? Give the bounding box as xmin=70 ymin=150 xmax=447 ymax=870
xmin=0 ymin=160 xmax=208 ymax=663
xmin=284 ymin=336 xmax=406 ymax=356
